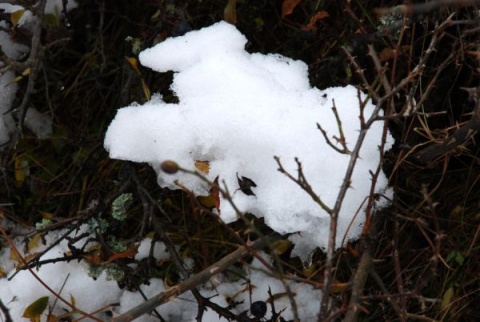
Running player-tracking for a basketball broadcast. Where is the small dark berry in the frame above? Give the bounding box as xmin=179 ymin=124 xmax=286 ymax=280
xmin=250 ymin=301 xmax=267 ymax=318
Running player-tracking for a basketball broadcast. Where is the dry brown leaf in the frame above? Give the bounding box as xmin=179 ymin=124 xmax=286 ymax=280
xmin=282 ymin=0 xmax=302 ymax=17
xmin=28 ymin=233 xmax=42 ymax=251
xmin=125 ymin=56 xmax=141 ymax=75
xmin=302 ymin=10 xmax=329 ymax=31
xmin=379 ymin=45 xmax=410 ymax=62
xmin=197 ymin=176 xmax=220 ymax=210
xmin=194 ymin=160 xmax=210 ymax=174
xmin=10 ymin=9 xmax=25 ymax=28
xmin=223 ymin=0 xmax=237 ymax=24
xmin=105 ymin=243 xmax=139 ymax=263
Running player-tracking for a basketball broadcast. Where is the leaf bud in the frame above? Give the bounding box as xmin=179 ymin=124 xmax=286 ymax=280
xmin=161 ymin=160 xmax=179 ymax=174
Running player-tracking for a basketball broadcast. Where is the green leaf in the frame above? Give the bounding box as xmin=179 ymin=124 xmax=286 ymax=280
xmin=446 ymin=250 xmax=464 ymax=266
xmin=22 ymin=296 xmax=49 ymax=320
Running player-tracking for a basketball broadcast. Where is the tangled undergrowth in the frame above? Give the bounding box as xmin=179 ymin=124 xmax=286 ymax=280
xmin=1 ymin=0 xmax=479 ymax=321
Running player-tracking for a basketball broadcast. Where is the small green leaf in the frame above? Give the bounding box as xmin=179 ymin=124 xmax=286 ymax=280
xmin=446 ymin=250 xmax=464 ymax=266
xmin=22 ymin=296 xmax=49 ymax=319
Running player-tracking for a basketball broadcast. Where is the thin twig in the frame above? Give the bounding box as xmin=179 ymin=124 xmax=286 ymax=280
xmin=274 ymin=156 xmax=333 ymax=214
xmin=317 ymin=99 xmax=351 ymax=154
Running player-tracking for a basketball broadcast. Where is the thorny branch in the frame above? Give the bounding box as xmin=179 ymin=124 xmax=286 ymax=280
xmin=274 ymin=156 xmax=333 ymax=214
xmin=317 ymin=99 xmax=351 ymax=154
xmin=318 ymin=101 xmax=388 ymax=320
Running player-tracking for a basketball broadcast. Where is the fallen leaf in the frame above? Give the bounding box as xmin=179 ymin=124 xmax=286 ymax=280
xmin=197 ymin=176 xmax=220 ymax=210
xmin=10 ymin=9 xmax=25 ymax=28
xmin=379 ymin=45 xmax=410 ymax=62
xmin=141 ymin=79 xmax=151 ymax=100
xmin=105 ymin=243 xmax=139 ymax=263
xmin=441 ymin=286 xmax=454 ymax=310
xmin=224 ymin=0 xmax=237 ymax=24
xmin=12 ymin=67 xmax=31 ymax=83
xmin=195 ymin=160 xmax=210 ymax=174
xmin=39 ymin=211 xmax=54 ymax=220
xmin=346 ymin=242 xmax=359 ymax=257
xmin=282 ymin=0 xmax=302 ymax=17
xmin=302 ymin=10 xmax=329 ymax=31
xmin=14 ymin=156 xmax=29 ymax=186
xmin=125 ymin=56 xmax=141 ymax=75
xmin=23 ymin=296 xmax=49 ymax=322
xmin=272 ymin=239 xmax=292 ymax=255
xmin=83 ymin=252 xmax=103 ymax=266
xmin=84 ymin=243 xmax=139 ymax=265
xmin=126 ymin=57 xmax=150 ymax=100
xmin=28 ymin=233 xmax=42 ymax=251
xmin=330 ymin=279 xmax=350 ymax=293
xmin=82 ymin=244 xmax=103 ymax=265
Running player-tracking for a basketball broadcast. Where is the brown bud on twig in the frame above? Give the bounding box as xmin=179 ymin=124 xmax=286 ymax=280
xmin=160 ymin=160 xmax=179 ymax=174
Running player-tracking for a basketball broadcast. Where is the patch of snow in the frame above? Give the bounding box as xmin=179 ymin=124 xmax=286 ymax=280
xmin=105 ymin=21 xmax=392 ymax=258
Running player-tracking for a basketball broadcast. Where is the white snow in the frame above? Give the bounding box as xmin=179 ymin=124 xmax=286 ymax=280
xmin=105 ymin=21 xmax=392 ymax=256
